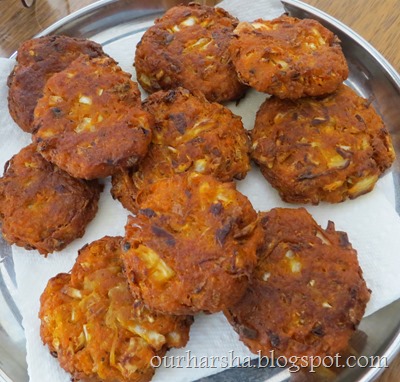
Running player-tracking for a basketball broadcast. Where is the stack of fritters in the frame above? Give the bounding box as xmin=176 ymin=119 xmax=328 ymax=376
xmin=8 ymin=35 xmax=107 ymax=133
xmin=1 ymin=35 xmax=154 ymax=254
xmin=3 ymin=3 xmax=394 ymax=379
xmin=111 ymin=87 xmax=250 ymax=213
xmin=226 ymin=14 xmax=395 ymax=203
xmin=40 ymin=237 xmax=193 ymax=382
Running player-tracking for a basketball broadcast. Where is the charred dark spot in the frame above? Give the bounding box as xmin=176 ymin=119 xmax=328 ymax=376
xmin=51 ymin=107 xmax=63 ymax=117
xmin=336 ymin=146 xmax=353 ymax=158
xmin=297 ymin=171 xmax=319 ymax=180
xmin=165 ymin=90 xmax=177 ymax=103
xmin=193 ymin=282 xmax=206 ymax=294
xmin=141 ymin=127 xmax=150 ymax=136
xmin=291 ymin=72 xmax=301 ymax=80
xmin=338 ymin=232 xmax=350 ymax=248
xmin=190 ymin=137 xmax=205 ymax=144
xmin=216 ymin=221 xmax=232 ymax=246
xmin=292 ymin=112 xmax=298 ymax=121
xmin=260 ymin=215 xmax=269 ymax=229
xmin=165 ymin=34 xmax=174 ymax=44
xmin=55 ymin=185 xmax=67 ymax=193
xmin=311 ymin=118 xmax=327 ymax=126
xmin=239 ymin=325 xmax=258 ymax=340
xmin=169 ymin=113 xmax=187 ymax=134
xmin=139 ymin=208 xmax=157 ymax=218
xmin=209 ymin=202 xmax=223 ymax=216
xmin=123 ymin=242 xmax=131 ymax=251
xmin=53 ymin=42 xmax=63 ymax=53
xmin=311 ymin=324 xmax=325 ymax=337
xmin=50 ymin=350 xmax=58 ymax=358
xmin=269 ymin=332 xmax=281 ymax=347
xmin=249 ymin=68 xmax=256 ymax=75
xmin=355 ymin=114 xmax=365 ymax=124
xmin=106 ymin=159 xmax=114 ymax=165
xmin=349 ymin=286 xmax=358 ymax=299
xmin=211 ymin=147 xmax=221 ymax=156
xmin=151 ymin=225 xmax=176 ymax=247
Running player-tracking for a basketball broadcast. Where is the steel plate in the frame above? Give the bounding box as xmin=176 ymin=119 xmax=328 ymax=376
xmin=1 ymin=0 xmax=400 ymax=381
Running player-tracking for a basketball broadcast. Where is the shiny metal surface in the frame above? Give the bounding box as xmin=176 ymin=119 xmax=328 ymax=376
xmin=1 ymin=0 xmax=400 ymax=381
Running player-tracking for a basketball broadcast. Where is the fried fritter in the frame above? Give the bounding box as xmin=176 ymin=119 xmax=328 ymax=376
xmin=229 ymin=15 xmax=348 ymax=98
xmin=111 ymin=87 xmax=250 ymax=213
xmin=7 ymin=35 xmax=106 ymax=133
xmin=135 ymin=3 xmax=246 ymax=102
xmin=225 ymin=208 xmax=371 ymax=361
xmin=0 ymin=144 xmax=101 ymax=255
xmin=122 ymin=173 xmax=263 ymax=315
xmin=39 ymin=236 xmax=192 ymax=382
xmin=251 ymin=84 xmax=395 ymax=204
xmin=32 ymin=55 xmax=152 ymax=180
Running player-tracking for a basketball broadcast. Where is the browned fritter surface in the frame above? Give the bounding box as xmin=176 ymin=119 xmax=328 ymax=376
xmin=229 ymin=15 xmax=348 ymax=98
xmin=251 ymin=84 xmax=395 ymax=204
xmin=39 ymin=236 xmax=193 ymax=382
xmin=224 ymin=208 xmax=371 ymax=361
xmin=7 ymin=35 xmax=106 ymax=133
xmin=32 ymin=55 xmax=152 ymax=180
xmin=122 ymin=173 xmax=263 ymax=315
xmin=134 ymin=3 xmax=246 ymax=102
xmin=111 ymin=87 xmax=250 ymax=213
xmin=0 ymin=144 xmax=101 ymax=255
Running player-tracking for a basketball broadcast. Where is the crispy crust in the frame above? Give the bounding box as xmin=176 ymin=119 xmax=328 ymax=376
xmin=135 ymin=3 xmax=246 ymax=102
xmin=251 ymin=84 xmax=395 ymax=204
xmin=0 ymin=144 xmax=101 ymax=255
xmin=32 ymin=56 xmax=152 ymax=180
xmin=111 ymin=87 xmax=251 ymax=213
xmin=229 ymin=15 xmax=348 ymax=98
xmin=224 ymin=208 xmax=371 ymax=360
xmin=121 ymin=173 xmax=263 ymax=315
xmin=39 ymin=236 xmax=193 ymax=382
xmin=7 ymin=35 xmax=106 ymax=133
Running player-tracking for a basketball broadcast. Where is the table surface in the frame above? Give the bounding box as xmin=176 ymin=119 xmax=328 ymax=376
xmin=1 ymin=0 xmax=399 ymax=381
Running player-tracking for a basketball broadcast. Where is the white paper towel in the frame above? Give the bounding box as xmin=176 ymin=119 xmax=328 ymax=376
xmin=1 ymin=0 xmax=400 ymax=381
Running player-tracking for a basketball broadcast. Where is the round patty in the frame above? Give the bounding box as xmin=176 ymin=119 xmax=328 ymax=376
xmin=0 ymin=144 xmax=101 ymax=255
xmin=39 ymin=236 xmax=193 ymax=382
xmin=224 ymin=207 xmax=371 ymax=361
xmin=229 ymin=15 xmax=348 ymax=98
xmin=111 ymin=87 xmax=250 ymax=213
xmin=251 ymin=84 xmax=395 ymax=204
xmin=121 ymin=173 xmax=263 ymax=315
xmin=134 ymin=3 xmax=246 ymax=102
xmin=7 ymin=35 xmax=106 ymax=133
xmin=32 ymin=55 xmax=152 ymax=180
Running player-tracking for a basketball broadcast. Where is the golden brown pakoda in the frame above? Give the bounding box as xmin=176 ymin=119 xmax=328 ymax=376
xmin=122 ymin=173 xmax=263 ymax=315
xmin=33 ymin=55 xmax=152 ymax=180
xmin=39 ymin=236 xmax=193 ymax=382
xmin=225 ymin=208 xmax=371 ymax=362
xmin=229 ymin=15 xmax=348 ymax=98
xmin=251 ymin=84 xmax=395 ymax=204
xmin=135 ymin=3 xmax=246 ymax=102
